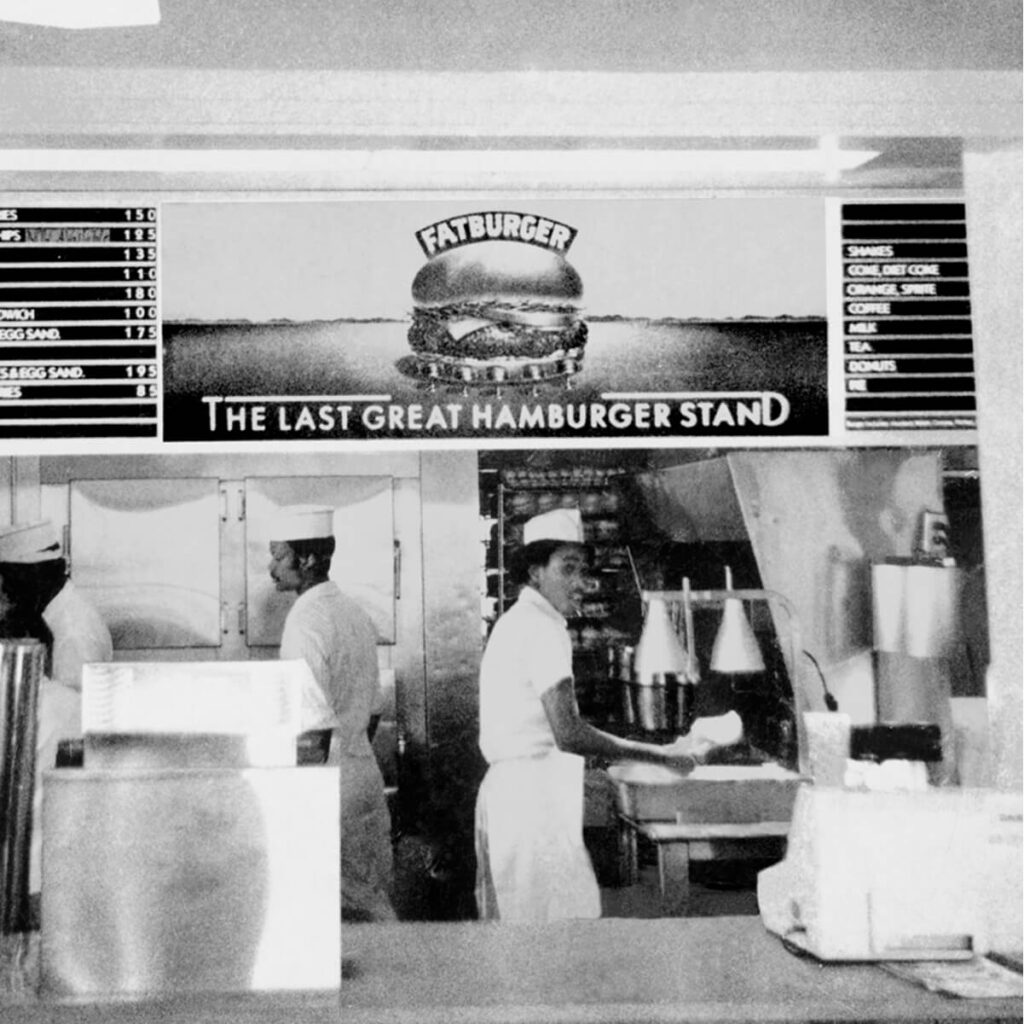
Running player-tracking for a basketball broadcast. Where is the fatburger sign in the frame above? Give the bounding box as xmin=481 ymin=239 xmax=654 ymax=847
xmin=415 ymin=211 xmax=577 ymax=258
xmin=404 ymin=211 xmax=586 ymax=386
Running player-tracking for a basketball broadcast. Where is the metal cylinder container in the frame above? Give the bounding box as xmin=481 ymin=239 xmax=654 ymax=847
xmin=0 ymin=639 xmax=46 ymax=933
xmin=624 ymin=673 xmax=694 ymax=734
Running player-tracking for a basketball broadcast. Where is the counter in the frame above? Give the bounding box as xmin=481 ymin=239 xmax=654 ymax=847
xmin=4 ymin=917 xmax=1020 ymax=1024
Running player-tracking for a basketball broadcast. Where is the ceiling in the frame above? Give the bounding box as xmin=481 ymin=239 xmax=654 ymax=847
xmin=0 ymin=1 xmax=1016 ymax=192
xmin=0 ymin=0 xmax=1019 ymax=73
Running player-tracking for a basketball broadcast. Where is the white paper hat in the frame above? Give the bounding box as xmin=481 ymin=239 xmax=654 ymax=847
xmin=268 ymin=505 xmax=334 ymax=542
xmin=0 ymin=520 xmax=62 ymax=564
xmin=523 ymin=508 xmax=584 ymax=546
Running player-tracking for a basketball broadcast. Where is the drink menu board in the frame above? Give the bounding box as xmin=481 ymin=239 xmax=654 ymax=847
xmin=0 ymin=207 xmax=159 ymax=438
xmin=842 ymin=202 xmax=975 ymax=432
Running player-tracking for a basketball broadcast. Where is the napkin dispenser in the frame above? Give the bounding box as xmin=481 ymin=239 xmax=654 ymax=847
xmin=758 ymin=785 xmax=1022 ymax=961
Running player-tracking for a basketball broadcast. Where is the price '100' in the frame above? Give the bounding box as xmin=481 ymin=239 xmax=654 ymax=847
xmin=124 ymin=306 xmax=157 ymax=319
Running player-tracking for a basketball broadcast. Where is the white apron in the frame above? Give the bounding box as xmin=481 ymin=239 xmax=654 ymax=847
xmin=340 ymin=753 xmax=397 ymax=922
xmin=474 ymin=750 xmax=601 ymax=923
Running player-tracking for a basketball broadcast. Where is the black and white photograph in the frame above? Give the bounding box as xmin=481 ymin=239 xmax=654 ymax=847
xmin=0 ymin=3 xmax=1020 ymax=1023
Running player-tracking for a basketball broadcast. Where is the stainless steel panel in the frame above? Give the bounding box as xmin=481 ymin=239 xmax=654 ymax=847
xmin=245 ymin=475 xmax=395 ymax=645
xmin=608 ymin=762 xmax=802 ymax=823
xmin=635 ymin=458 xmax=748 ymax=542
xmin=82 ymin=732 xmax=289 ymax=770
xmin=41 ymin=767 xmax=340 ymax=996
xmin=0 ymin=641 xmax=45 ymax=934
xmin=69 ymin=478 xmax=221 ymax=648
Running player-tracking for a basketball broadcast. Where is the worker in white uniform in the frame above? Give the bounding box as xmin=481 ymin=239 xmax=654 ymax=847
xmin=0 ymin=519 xmax=112 ymax=912
xmin=475 ymin=508 xmax=736 ymax=923
xmin=267 ymin=505 xmax=396 ymax=922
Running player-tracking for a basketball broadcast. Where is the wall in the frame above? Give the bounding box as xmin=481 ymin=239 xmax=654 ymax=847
xmin=963 ymin=143 xmax=1023 ymax=790
xmin=0 ymin=0 xmax=1018 ymax=71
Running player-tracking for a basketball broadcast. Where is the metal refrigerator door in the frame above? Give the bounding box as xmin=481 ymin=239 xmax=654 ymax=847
xmin=69 ymin=477 xmax=222 ymax=648
xmin=244 ymin=475 xmax=395 ymax=646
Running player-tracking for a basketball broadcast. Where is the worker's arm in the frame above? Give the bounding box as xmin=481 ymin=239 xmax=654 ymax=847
xmin=540 ymin=677 xmax=717 ymax=771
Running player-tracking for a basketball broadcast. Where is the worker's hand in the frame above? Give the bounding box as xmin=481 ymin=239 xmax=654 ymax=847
xmin=661 ymin=711 xmax=745 ymax=770
xmin=659 ymin=737 xmax=702 ymax=775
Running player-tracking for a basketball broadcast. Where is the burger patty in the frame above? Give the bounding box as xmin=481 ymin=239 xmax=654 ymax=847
xmin=408 ymin=304 xmax=587 ymax=359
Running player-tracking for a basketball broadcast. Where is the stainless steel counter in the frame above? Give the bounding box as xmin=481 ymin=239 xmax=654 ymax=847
xmin=4 ymin=917 xmax=1020 ymax=1024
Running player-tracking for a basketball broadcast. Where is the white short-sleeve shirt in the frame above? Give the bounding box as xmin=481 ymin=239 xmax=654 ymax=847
xmin=478 ymin=585 xmax=573 ymax=764
xmin=280 ymin=580 xmax=378 ymax=755
xmin=42 ymin=580 xmax=112 ymax=691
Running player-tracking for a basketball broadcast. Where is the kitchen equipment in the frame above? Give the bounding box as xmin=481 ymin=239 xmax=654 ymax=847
xmin=42 ymin=765 xmax=340 ymax=995
xmin=802 ymin=711 xmax=851 ymax=786
xmin=609 ymin=759 xmax=803 ymax=824
xmin=0 ymin=640 xmax=46 ymax=934
xmin=710 ymin=566 xmax=765 ymax=674
xmin=40 ymin=658 xmax=340 ymax=995
xmin=80 ymin=658 xmax=323 ymax=766
xmin=758 ymin=786 xmax=1022 ymax=961
xmin=626 ymin=595 xmax=694 ymax=733
xmin=871 ymin=561 xmax=962 ymax=780
xmin=639 ymin=584 xmax=805 ymax=767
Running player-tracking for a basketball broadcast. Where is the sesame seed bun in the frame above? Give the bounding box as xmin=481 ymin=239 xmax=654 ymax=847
xmin=412 ymin=242 xmax=582 ymax=307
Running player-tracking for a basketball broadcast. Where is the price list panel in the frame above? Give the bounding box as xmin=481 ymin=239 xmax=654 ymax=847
xmin=0 ymin=206 xmax=159 ymax=438
xmin=842 ymin=202 xmax=974 ymax=433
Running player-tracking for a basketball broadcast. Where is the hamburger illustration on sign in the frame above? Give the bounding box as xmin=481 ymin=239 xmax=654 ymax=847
xmin=402 ymin=211 xmax=587 ymax=386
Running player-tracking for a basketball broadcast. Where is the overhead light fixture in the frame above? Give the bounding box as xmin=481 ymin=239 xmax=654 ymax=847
xmin=0 ymin=145 xmax=880 ymax=186
xmin=0 ymin=0 xmax=159 ymax=28
xmin=710 ymin=566 xmax=766 ymax=675
xmin=634 ymin=595 xmax=691 ymax=684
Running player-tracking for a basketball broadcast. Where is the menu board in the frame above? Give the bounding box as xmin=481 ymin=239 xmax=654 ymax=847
xmin=842 ymin=202 xmax=974 ymax=433
xmin=0 ymin=197 xmax=983 ymax=445
xmin=0 ymin=206 xmax=159 ymax=438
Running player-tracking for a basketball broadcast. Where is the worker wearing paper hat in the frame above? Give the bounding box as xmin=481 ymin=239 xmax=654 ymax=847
xmin=0 ymin=519 xmax=62 ymax=564
xmin=0 ymin=519 xmax=112 ymax=906
xmin=522 ymin=507 xmax=585 ymax=547
xmin=475 ymin=501 xmax=733 ymax=923
xmin=265 ymin=503 xmax=396 ymax=922
xmin=0 ymin=518 xmax=110 ymax=692
xmin=268 ymin=505 xmax=335 ymax=543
